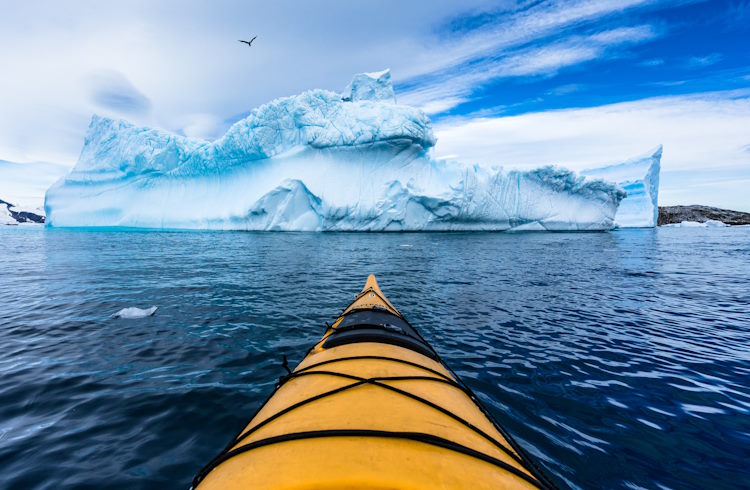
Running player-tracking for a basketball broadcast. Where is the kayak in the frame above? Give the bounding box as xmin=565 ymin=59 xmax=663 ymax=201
xmin=192 ymin=275 xmax=555 ymax=489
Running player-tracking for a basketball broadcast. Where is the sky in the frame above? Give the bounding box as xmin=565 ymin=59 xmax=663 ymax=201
xmin=1 ymin=0 xmax=749 ymax=210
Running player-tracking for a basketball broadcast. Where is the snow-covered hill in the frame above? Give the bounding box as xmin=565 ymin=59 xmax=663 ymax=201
xmin=0 ymin=160 xmax=70 ymax=213
xmin=1 ymin=198 xmax=45 ymax=225
xmin=0 ymin=160 xmax=70 ymax=224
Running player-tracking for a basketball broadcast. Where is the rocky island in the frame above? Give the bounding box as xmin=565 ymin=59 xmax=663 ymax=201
xmin=1 ymin=198 xmax=45 ymax=225
xmin=658 ymin=205 xmax=750 ymax=226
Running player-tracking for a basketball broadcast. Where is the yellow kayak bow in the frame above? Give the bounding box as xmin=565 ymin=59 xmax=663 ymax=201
xmin=193 ymin=275 xmax=555 ymax=489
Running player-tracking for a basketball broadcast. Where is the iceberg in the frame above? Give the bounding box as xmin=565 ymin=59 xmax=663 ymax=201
xmin=45 ymin=70 xmax=626 ymax=231
xmin=582 ymin=147 xmax=661 ymax=228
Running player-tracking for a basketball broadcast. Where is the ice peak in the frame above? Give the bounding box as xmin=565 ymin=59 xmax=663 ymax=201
xmin=87 ymin=114 xmax=122 ymax=134
xmin=364 ymin=68 xmax=391 ymax=79
xmin=342 ymin=69 xmax=395 ymax=103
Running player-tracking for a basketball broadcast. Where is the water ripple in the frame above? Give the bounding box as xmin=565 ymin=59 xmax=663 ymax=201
xmin=1 ymin=227 xmax=749 ymax=488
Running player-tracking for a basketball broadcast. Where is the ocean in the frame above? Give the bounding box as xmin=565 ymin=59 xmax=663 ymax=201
xmin=1 ymin=226 xmax=748 ymax=489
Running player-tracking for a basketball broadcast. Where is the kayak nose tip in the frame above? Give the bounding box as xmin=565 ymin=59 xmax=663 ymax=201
xmin=364 ymin=274 xmax=379 ymax=292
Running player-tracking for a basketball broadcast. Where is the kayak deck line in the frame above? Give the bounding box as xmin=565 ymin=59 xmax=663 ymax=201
xmin=293 ymin=354 xmax=455 ymax=382
xmin=197 ymin=429 xmax=543 ymax=488
xmin=193 ymin=275 xmax=557 ymax=489
xmin=225 ymin=370 xmax=522 ymax=467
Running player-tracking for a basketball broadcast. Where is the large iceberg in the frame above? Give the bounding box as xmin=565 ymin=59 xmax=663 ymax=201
xmin=46 ymin=70 xmax=626 ymax=231
xmin=582 ymin=147 xmax=661 ymax=228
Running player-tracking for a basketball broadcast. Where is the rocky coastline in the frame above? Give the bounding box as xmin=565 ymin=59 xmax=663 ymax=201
xmin=658 ymin=205 xmax=750 ymax=226
xmin=1 ymin=198 xmax=45 ymax=225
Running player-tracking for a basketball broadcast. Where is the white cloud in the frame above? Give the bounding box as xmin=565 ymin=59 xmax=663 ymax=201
xmin=418 ymin=98 xmax=470 ymax=115
xmin=3 ymin=0 xmax=739 ymax=213
xmin=432 ymin=90 xmax=750 ymax=211
xmin=0 ymin=0 xmax=668 ymax=164
xmin=502 ymin=25 xmax=657 ymax=78
xmin=88 ymin=70 xmax=152 ymax=115
xmin=638 ymin=58 xmax=665 ymax=66
xmin=546 ymin=83 xmax=585 ymax=96
xmin=0 ymin=0 xmax=492 ymax=164
xmin=587 ymin=24 xmax=656 ymax=44
xmin=686 ymin=53 xmax=723 ymax=68
xmin=396 ymin=0 xmax=655 ymax=80
xmin=399 ymin=24 xmax=659 ymax=112
xmin=494 ymin=44 xmax=599 ymax=77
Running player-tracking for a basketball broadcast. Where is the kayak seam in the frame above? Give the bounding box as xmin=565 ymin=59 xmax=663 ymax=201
xmin=193 ymin=429 xmax=544 ymax=489
xmin=322 ymin=330 xmax=440 ymax=360
xmin=233 ymin=373 xmax=463 ymax=447
xmin=294 ymin=354 xmax=454 ymax=382
xmin=229 ymin=378 xmax=366 ymax=446
xmin=343 ymin=287 xmax=402 ymax=317
xmin=217 ymin=370 xmax=527 ymax=474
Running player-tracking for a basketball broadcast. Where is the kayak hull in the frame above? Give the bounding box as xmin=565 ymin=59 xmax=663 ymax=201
xmin=194 ymin=276 xmax=553 ymax=489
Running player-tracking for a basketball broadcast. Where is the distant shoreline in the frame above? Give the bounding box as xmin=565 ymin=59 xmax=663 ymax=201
xmin=5 ymin=195 xmax=750 ymax=228
xmin=658 ymin=205 xmax=750 ymax=226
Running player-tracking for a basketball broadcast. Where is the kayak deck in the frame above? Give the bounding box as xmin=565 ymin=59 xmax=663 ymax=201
xmin=193 ymin=275 xmax=554 ymax=489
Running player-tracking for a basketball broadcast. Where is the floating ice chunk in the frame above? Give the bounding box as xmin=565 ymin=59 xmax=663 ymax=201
xmin=113 ymin=306 xmax=158 ymax=319
xmin=662 ymin=220 xmax=728 ymax=228
xmin=582 ymin=146 xmax=662 ymax=228
xmin=705 ymin=219 xmax=729 ymax=227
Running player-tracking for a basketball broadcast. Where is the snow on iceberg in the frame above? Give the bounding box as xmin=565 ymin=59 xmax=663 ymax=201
xmin=582 ymin=147 xmax=662 ymax=228
xmin=46 ymin=70 xmax=626 ymax=231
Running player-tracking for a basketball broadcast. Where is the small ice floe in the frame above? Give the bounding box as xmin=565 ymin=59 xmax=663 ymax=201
xmin=112 ymin=306 xmax=158 ymax=319
xmin=662 ymin=219 xmax=728 ymax=228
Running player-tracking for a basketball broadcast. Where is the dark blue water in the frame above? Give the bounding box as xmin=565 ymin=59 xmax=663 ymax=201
xmin=1 ymin=227 xmax=749 ymax=489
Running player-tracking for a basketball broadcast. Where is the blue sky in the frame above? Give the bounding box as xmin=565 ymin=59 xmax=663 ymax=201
xmin=1 ymin=0 xmax=749 ymax=209
xmin=399 ymin=0 xmax=750 ymax=117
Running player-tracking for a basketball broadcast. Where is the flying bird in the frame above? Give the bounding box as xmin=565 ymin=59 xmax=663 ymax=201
xmin=238 ymin=36 xmax=257 ymax=47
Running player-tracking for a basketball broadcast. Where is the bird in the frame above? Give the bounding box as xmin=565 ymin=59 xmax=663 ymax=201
xmin=238 ymin=36 xmax=257 ymax=47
